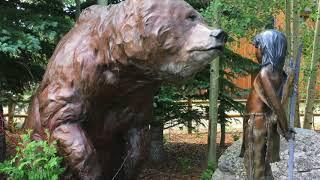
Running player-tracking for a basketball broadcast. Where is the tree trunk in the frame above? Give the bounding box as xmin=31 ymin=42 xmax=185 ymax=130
xmin=149 ymin=122 xmax=166 ymax=163
xmin=219 ymin=120 xmax=225 ymax=147
xmin=303 ymin=3 xmax=320 ymax=129
xmin=207 ymin=0 xmax=221 ymax=169
xmin=284 ymin=0 xmax=292 ymax=125
xmin=208 ymin=57 xmax=219 ymax=168
xmin=288 ymin=0 xmax=301 ymax=127
xmin=8 ymin=101 xmax=15 ymax=132
xmin=75 ymin=0 xmax=81 ymax=20
xmin=0 ymin=105 xmax=5 ymax=163
xmin=285 ymin=0 xmax=291 ymax=58
xmin=187 ymin=98 xmax=192 ymax=134
xmin=290 ymin=0 xmax=299 ymax=59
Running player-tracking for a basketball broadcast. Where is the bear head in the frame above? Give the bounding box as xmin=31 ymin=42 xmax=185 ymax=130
xmin=77 ymin=0 xmax=226 ymax=83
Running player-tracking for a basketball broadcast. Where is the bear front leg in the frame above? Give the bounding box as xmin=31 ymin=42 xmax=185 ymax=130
xmin=116 ymin=126 xmax=149 ymax=180
xmin=52 ymin=123 xmax=102 ymax=179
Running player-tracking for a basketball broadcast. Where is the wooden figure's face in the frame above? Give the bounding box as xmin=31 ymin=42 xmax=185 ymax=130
xmin=255 ymin=47 xmax=262 ymax=64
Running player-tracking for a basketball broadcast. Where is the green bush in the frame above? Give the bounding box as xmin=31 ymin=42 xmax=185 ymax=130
xmin=0 ymin=130 xmax=65 ymax=180
xmin=201 ymin=162 xmax=215 ymax=180
xmin=178 ymin=157 xmax=192 ymax=174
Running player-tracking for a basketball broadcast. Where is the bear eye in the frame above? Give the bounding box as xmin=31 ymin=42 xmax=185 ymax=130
xmin=186 ymin=14 xmax=197 ymax=22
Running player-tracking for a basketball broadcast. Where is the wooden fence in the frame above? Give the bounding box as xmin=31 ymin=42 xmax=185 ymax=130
xmin=4 ymin=99 xmax=320 ymax=120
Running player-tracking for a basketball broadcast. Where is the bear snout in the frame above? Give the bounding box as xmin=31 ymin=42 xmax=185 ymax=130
xmin=210 ymin=29 xmax=228 ymax=43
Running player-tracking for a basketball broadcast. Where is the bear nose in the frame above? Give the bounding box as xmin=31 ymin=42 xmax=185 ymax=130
xmin=210 ymin=29 xmax=228 ymax=42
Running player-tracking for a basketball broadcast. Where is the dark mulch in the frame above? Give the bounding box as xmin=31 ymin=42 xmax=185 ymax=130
xmin=139 ymin=133 xmax=234 ymax=180
xmin=4 ymin=131 xmax=235 ymax=180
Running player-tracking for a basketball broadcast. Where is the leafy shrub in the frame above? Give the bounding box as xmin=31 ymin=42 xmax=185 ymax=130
xmin=178 ymin=157 xmax=192 ymax=174
xmin=201 ymin=162 xmax=215 ymax=180
xmin=0 ymin=130 xmax=65 ymax=180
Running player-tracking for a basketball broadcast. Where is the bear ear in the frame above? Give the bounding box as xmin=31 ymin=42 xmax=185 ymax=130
xmin=77 ymin=5 xmax=105 ymax=25
xmin=119 ymin=0 xmax=151 ymax=61
xmin=121 ymin=23 xmax=148 ymax=60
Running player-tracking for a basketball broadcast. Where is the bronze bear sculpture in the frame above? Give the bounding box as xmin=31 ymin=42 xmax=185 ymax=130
xmin=24 ymin=0 xmax=226 ymax=179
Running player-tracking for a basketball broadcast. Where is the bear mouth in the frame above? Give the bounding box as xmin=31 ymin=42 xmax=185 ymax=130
xmin=189 ymin=45 xmax=224 ymax=52
xmin=206 ymin=46 xmax=224 ymax=51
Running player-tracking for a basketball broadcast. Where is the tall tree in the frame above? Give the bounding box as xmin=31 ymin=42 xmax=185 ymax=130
xmin=207 ymin=0 xmax=221 ymax=169
xmin=284 ymin=0 xmax=293 ymax=130
xmin=208 ymin=55 xmax=220 ymax=167
xmin=303 ymin=1 xmax=320 ymax=129
xmin=286 ymin=0 xmax=301 ymax=127
xmin=290 ymin=0 xmax=300 ymax=60
xmin=285 ymin=0 xmax=292 ymax=60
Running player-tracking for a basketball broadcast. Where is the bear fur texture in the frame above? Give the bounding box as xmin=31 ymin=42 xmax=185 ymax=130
xmin=24 ymin=0 xmax=226 ymax=179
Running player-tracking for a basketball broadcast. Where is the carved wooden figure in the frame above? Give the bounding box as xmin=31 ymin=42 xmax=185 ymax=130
xmin=240 ymin=30 xmax=295 ymax=180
